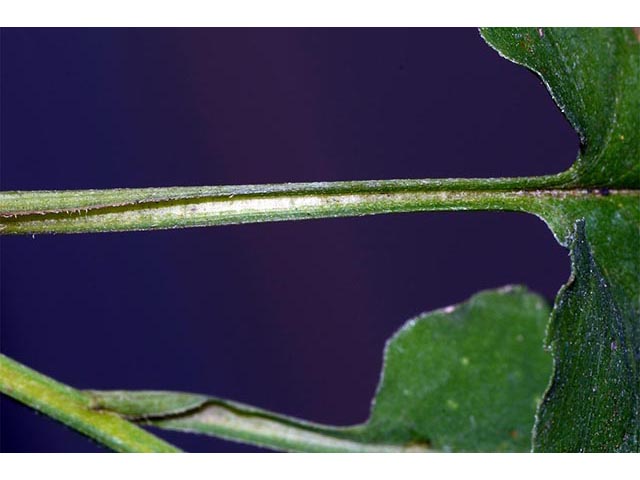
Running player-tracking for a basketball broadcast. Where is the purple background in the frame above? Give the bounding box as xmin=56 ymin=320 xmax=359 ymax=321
xmin=1 ymin=28 xmax=575 ymax=452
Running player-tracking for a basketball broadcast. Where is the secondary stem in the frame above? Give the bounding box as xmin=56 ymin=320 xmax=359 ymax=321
xmin=0 ymin=354 xmax=180 ymax=452
xmin=87 ymin=390 xmax=429 ymax=453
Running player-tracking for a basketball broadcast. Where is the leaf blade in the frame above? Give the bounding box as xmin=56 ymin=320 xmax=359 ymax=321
xmin=533 ymin=219 xmax=639 ymax=451
xmin=480 ymin=27 xmax=640 ymax=188
xmin=482 ymin=27 xmax=640 ymax=452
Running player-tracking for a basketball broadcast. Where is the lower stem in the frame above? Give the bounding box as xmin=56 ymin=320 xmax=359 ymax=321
xmin=0 ymin=354 xmax=180 ymax=452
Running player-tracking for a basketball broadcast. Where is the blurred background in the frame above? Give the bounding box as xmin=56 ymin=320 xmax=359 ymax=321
xmin=0 ymin=28 xmax=575 ymax=452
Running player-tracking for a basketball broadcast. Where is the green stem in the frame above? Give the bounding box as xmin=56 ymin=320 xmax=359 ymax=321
xmin=144 ymin=402 xmax=427 ymax=453
xmin=0 ymin=174 xmax=586 ymax=235
xmin=87 ymin=390 xmax=430 ymax=453
xmin=0 ymin=354 xmax=180 ymax=452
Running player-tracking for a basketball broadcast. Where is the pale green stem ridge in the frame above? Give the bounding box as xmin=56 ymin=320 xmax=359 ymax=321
xmin=0 ymin=354 xmax=180 ymax=452
xmin=2 ymin=172 xmax=629 ymax=235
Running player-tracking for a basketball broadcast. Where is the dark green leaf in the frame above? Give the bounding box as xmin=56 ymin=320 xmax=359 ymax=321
xmin=480 ymin=27 xmax=640 ymax=188
xmin=482 ymin=27 xmax=640 ymax=451
xmin=528 ymin=194 xmax=639 ymax=451
xmin=534 ymin=218 xmax=639 ymax=451
xmin=348 ymin=286 xmax=552 ymax=452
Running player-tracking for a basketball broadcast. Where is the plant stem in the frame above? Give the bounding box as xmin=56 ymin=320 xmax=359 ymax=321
xmin=0 ymin=174 xmax=596 ymax=235
xmin=87 ymin=390 xmax=430 ymax=453
xmin=145 ymin=402 xmax=428 ymax=453
xmin=0 ymin=354 xmax=180 ymax=452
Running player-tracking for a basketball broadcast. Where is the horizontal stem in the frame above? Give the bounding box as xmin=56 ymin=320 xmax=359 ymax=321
xmin=2 ymin=173 xmax=619 ymax=235
xmin=0 ymin=354 xmax=180 ymax=452
xmin=0 ymin=175 xmax=573 ymax=214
